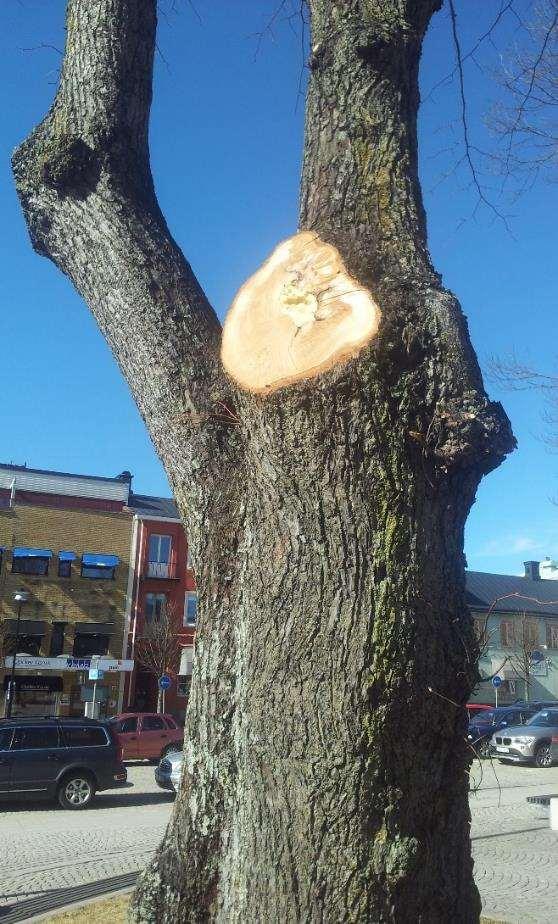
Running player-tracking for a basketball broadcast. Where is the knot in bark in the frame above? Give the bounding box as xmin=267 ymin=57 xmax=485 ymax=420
xmin=431 ymin=396 xmax=515 ymax=474
xmin=42 ymin=135 xmax=100 ymax=199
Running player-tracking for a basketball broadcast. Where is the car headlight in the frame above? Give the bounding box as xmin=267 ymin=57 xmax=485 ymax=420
xmin=512 ymin=736 xmax=536 ymax=744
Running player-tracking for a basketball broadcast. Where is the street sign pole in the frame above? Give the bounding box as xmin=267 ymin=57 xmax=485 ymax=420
xmin=495 ymin=685 xmax=498 ymax=708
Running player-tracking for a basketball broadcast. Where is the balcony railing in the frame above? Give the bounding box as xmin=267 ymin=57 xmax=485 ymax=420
xmin=144 ymin=561 xmax=178 ymax=579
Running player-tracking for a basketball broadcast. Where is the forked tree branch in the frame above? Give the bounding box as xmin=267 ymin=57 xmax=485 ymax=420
xmin=12 ymin=0 xmax=238 ymax=505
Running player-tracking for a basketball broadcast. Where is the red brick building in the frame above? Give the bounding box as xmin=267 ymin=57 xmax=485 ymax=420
xmin=124 ymin=494 xmax=196 ymax=723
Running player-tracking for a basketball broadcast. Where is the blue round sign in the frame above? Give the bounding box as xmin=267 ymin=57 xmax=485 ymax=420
xmin=492 ymin=675 xmax=503 ymax=688
xmin=530 ymin=649 xmax=544 ymax=664
xmin=158 ymin=674 xmax=172 ymax=690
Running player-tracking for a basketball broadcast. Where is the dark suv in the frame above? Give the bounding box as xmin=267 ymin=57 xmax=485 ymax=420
xmin=0 ymin=717 xmax=128 ymax=809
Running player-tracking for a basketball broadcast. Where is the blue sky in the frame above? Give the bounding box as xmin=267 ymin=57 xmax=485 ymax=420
xmin=1 ymin=1 xmax=556 ymax=575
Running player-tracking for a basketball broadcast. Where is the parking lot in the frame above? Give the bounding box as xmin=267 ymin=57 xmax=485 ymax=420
xmin=0 ymin=760 xmax=557 ymax=922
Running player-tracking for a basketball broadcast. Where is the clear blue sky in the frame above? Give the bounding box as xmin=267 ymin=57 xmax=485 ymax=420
xmin=1 ymin=1 xmax=556 ymax=575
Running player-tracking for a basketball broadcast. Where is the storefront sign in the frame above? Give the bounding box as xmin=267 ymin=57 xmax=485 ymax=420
xmin=3 ymin=656 xmax=134 ymax=672
xmin=2 ymin=674 xmax=63 ymax=692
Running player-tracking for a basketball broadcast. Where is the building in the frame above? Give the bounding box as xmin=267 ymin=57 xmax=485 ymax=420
xmin=467 ymin=560 xmax=558 ymax=705
xmin=0 ymin=463 xmax=197 ymax=722
xmin=124 ymin=493 xmax=196 ymax=722
xmin=0 ymin=464 xmax=135 ymax=717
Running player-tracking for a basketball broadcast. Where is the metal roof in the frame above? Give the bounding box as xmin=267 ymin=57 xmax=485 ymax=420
xmin=0 ymin=463 xmax=130 ymax=502
xmin=466 ymin=570 xmax=558 ymax=616
xmin=127 ymin=494 xmax=180 ymax=520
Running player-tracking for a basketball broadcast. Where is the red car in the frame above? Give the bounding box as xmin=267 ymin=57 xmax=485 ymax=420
xmin=108 ymin=712 xmax=183 ymax=761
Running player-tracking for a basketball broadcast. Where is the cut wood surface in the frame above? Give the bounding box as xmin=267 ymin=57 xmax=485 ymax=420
xmin=221 ymin=232 xmax=381 ymax=393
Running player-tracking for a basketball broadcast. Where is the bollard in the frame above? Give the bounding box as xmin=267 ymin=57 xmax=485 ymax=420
xmin=550 ymin=797 xmax=558 ymax=831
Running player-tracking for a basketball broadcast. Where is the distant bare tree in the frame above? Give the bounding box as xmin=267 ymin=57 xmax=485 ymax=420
xmin=501 ymin=611 xmax=542 ymax=701
xmin=489 ymin=0 xmax=558 ymax=184
xmin=135 ymin=603 xmax=181 ymax=713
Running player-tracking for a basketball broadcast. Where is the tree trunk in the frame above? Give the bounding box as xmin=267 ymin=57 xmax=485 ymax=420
xmin=13 ymin=1 xmax=514 ymax=921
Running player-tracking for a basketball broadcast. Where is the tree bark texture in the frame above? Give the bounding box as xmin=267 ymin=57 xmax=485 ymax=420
xmin=13 ymin=1 xmax=515 ymax=921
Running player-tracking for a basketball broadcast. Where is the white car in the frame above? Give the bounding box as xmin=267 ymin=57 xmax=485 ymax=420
xmin=154 ymin=749 xmax=183 ymax=793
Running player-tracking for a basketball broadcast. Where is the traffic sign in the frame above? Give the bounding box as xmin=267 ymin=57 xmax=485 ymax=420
xmin=159 ymin=674 xmax=172 ymax=690
xmin=492 ymin=675 xmax=503 ymax=688
xmin=88 ymin=668 xmax=104 ymax=681
xmin=530 ymin=649 xmax=544 ymax=664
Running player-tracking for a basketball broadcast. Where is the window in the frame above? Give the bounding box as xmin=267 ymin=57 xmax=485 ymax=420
xmin=500 ymin=619 xmax=516 ymax=647
xmin=149 ymin=535 xmax=172 ymax=563
xmin=142 ymin=715 xmax=165 ymax=731
xmin=184 ymin=592 xmax=198 ymax=627
xmin=63 ymin=726 xmax=109 ymax=747
xmin=49 ymin=622 xmax=66 ymax=657
xmin=145 ymin=593 xmax=167 ymax=622
xmin=117 ymin=716 xmax=138 ymax=733
xmin=81 ymin=553 xmax=119 ymax=580
xmin=547 ymin=622 xmax=558 ymax=649
xmin=163 ymin=716 xmax=178 ymax=729
xmin=4 ymin=634 xmax=42 ymax=657
xmin=177 ymin=677 xmax=191 ymax=698
xmin=13 ymin=726 xmax=60 ymax=750
xmin=523 ymin=619 xmax=540 ymax=649
xmin=0 ymin=729 xmax=13 ymax=750
xmin=73 ymin=634 xmax=110 ymax=658
xmin=58 ymin=551 xmax=76 ymax=578
xmin=12 ymin=547 xmax=52 ymax=576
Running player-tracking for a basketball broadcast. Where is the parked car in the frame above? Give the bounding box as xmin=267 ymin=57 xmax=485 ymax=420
xmin=0 ymin=716 xmax=128 ymax=809
xmin=491 ymin=707 xmax=558 ymax=767
xmin=108 ymin=712 xmax=183 ymax=761
xmin=467 ymin=704 xmax=542 ymax=758
xmin=155 ymin=749 xmax=184 ymax=794
xmin=467 ymin=704 xmax=492 ymax=720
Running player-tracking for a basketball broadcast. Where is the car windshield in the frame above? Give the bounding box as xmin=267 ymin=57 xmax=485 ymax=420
xmin=472 ymin=709 xmax=505 ymax=725
xmin=526 ymin=709 xmax=558 ymax=727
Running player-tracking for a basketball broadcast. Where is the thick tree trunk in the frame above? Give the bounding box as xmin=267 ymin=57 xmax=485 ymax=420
xmin=13 ymin=1 xmax=514 ymax=921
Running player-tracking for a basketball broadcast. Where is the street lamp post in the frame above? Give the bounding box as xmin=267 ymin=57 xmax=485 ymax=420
xmin=5 ymin=590 xmax=29 ymax=718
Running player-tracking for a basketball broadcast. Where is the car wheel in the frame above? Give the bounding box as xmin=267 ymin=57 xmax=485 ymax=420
xmin=57 ymin=773 xmax=95 ymax=809
xmin=534 ymin=743 xmax=553 ymax=768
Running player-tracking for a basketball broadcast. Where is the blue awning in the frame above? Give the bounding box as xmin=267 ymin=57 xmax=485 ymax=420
xmin=13 ymin=547 xmax=53 ymax=558
xmin=59 ymin=550 xmax=77 ymax=561
xmin=82 ymin=553 xmax=120 ymax=568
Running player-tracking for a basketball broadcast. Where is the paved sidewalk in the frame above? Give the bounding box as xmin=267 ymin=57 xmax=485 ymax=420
xmin=471 ymin=759 xmax=558 ymax=923
xmin=1 ymin=760 xmax=557 ymax=922
xmin=0 ymin=765 xmax=172 ymax=912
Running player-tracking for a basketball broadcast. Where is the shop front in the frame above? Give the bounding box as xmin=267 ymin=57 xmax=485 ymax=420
xmin=1 ymin=656 xmax=134 ymax=718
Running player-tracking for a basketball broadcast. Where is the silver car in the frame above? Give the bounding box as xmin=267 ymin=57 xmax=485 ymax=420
xmin=491 ymin=708 xmax=558 ymax=768
xmin=155 ymin=749 xmax=183 ymax=793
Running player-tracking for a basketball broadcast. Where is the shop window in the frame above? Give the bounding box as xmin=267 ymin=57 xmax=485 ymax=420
xmin=81 ymin=553 xmax=119 ymax=580
xmin=142 ymin=715 xmax=165 ymax=731
xmin=12 ymin=547 xmax=52 ymax=576
xmin=73 ymin=633 xmax=110 ymax=658
xmin=13 ymin=726 xmax=60 ymax=750
xmin=547 ymin=622 xmax=558 ymax=649
xmin=49 ymin=622 xmax=66 ymax=657
xmin=145 ymin=593 xmax=167 ymax=622
xmin=184 ymin=592 xmax=197 ymax=627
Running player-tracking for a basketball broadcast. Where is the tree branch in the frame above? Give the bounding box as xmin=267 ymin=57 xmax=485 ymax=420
xmin=12 ymin=0 xmax=239 ymax=504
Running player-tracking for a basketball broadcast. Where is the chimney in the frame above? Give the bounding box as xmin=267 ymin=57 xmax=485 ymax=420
xmin=524 ymin=560 xmax=541 ymax=581
xmin=117 ymin=470 xmax=133 ymax=485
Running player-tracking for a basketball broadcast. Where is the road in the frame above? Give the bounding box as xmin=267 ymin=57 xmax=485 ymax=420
xmin=1 ymin=760 xmax=557 ymax=922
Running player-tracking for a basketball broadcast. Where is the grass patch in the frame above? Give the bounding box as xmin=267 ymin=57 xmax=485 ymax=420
xmin=46 ymin=892 xmax=130 ymax=923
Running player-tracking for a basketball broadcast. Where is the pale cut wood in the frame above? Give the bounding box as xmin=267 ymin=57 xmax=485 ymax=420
xmin=221 ymin=231 xmax=381 ymax=393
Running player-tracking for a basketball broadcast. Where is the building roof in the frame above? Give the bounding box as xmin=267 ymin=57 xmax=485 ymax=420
xmin=0 ymin=463 xmax=131 ymax=503
xmin=127 ymin=493 xmax=180 ymax=520
xmin=466 ymin=570 xmax=558 ymax=616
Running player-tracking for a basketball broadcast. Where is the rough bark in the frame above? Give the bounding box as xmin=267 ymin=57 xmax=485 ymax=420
xmin=13 ymin=1 xmax=515 ymax=921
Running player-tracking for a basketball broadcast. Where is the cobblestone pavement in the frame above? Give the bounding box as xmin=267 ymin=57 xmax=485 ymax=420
xmin=470 ymin=758 xmax=558 ymax=923
xmin=1 ymin=760 xmax=557 ymax=921
xmin=0 ymin=764 xmax=173 ymax=912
